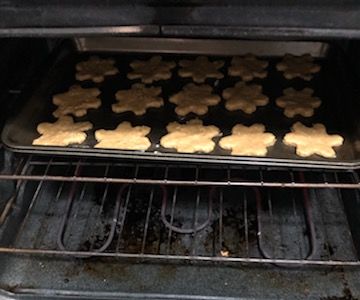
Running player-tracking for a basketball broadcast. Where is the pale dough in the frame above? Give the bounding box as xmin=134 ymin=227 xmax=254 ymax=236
xmin=52 ymin=85 xmax=101 ymax=118
xmin=276 ymin=54 xmax=320 ymax=81
xmin=178 ymin=56 xmax=224 ymax=83
xmin=276 ymin=87 xmax=321 ymax=118
xmin=95 ymin=122 xmax=151 ymax=150
xmin=222 ymin=82 xmax=269 ymax=114
xmin=169 ymin=83 xmax=221 ymax=116
xmin=33 ymin=116 xmax=93 ymax=146
xmin=228 ymin=54 xmax=268 ymax=81
xmin=76 ymin=56 xmax=118 ymax=83
xmin=283 ymin=122 xmax=344 ymax=158
xmin=112 ymin=83 xmax=163 ymax=116
xmin=160 ymin=119 xmax=220 ymax=153
xmin=127 ymin=56 xmax=176 ymax=84
xmin=219 ymin=124 xmax=276 ymax=156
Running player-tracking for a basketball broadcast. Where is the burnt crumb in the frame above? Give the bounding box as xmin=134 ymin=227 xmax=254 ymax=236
xmin=321 ymin=288 xmax=358 ymax=300
xmin=0 ymin=284 xmax=19 ymax=293
xmin=64 ymin=278 xmax=69 ymax=283
xmin=79 ymin=223 xmax=112 ymax=251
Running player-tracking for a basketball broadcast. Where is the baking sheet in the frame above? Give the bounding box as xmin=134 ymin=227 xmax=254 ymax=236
xmin=2 ymin=42 xmax=359 ymax=169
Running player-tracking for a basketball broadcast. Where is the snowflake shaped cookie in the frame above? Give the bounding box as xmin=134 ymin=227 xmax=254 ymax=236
xmin=127 ymin=56 xmax=176 ymax=84
xmin=169 ymin=83 xmax=221 ymax=116
xmin=178 ymin=56 xmax=224 ymax=83
xmin=283 ymin=122 xmax=344 ymax=158
xmin=112 ymin=83 xmax=163 ymax=116
xmin=222 ymin=82 xmax=269 ymax=114
xmin=276 ymin=88 xmax=321 ymax=118
xmin=276 ymin=54 xmax=321 ymax=81
xmin=219 ymin=124 xmax=276 ymax=156
xmin=76 ymin=56 xmax=119 ymax=83
xmin=228 ymin=54 xmax=268 ymax=81
xmin=33 ymin=116 xmax=93 ymax=146
xmin=160 ymin=119 xmax=220 ymax=153
xmin=95 ymin=122 xmax=151 ymax=150
xmin=52 ymin=85 xmax=101 ymax=118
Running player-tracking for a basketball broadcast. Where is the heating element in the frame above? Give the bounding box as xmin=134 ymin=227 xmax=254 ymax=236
xmin=0 ymin=155 xmax=360 ymax=267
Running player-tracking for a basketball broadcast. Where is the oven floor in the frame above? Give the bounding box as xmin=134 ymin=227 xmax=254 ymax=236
xmin=0 ymin=255 xmax=360 ymax=299
xmin=1 ymin=181 xmax=360 ymax=299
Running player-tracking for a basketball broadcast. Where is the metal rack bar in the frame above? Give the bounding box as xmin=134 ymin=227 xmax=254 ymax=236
xmin=1 ymin=155 xmax=360 ymax=267
xmin=1 ymin=173 xmax=360 ymax=189
xmin=0 ymin=155 xmax=358 ymax=189
xmin=0 ymin=247 xmax=359 ymax=266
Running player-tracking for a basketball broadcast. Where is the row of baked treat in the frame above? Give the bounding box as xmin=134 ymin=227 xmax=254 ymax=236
xmin=75 ymin=54 xmax=321 ymax=84
xmin=32 ymin=117 xmax=344 ymax=159
xmin=51 ymin=83 xmax=321 ymax=119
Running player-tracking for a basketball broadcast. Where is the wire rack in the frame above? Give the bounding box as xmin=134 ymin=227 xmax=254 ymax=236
xmin=1 ymin=155 xmax=360 ymax=266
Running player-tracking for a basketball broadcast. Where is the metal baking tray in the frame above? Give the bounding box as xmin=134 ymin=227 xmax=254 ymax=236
xmin=2 ymin=40 xmax=360 ymax=169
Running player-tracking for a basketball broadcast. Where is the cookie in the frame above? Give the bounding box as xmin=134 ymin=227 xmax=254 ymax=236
xmin=228 ymin=54 xmax=268 ymax=81
xmin=127 ymin=56 xmax=176 ymax=84
xmin=276 ymin=88 xmax=321 ymax=118
xmin=76 ymin=56 xmax=119 ymax=83
xmin=160 ymin=119 xmax=220 ymax=153
xmin=283 ymin=122 xmax=344 ymax=158
xmin=112 ymin=83 xmax=163 ymax=116
xmin=169 ymin=83 xmax=221 ymax=116
xmin=95 ymin=122 xmax=151 ymax=150
xmin=178 ymin=56 xmax=224 ymax=83
xmin=276 ymin=54 xmax=320 ymax=81
xmin=219 ymin=124 xmax=276 ymax=156
xmin=222 ymin=82 xmax=269 ymax=114
xmin=52 ymin=85 xmax=101 ymax=118
xmin=32 ymin=116 xmax=93 ymax=146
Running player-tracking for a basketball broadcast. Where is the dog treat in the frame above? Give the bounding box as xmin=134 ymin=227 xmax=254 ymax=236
xmin=52 ymin=85 xmax=101 ymax=118
xmin=276 ymin=88 xmax=321 ymax=118
xmin=222 ymin=81 xmax=269 ymax=114
xmin=95 ymin=122 xmax=151 ymax=150
xmin=178 ymin=56 xmax=224 ymax=83
xmin=228 ymin=54 xmax=268 ymax=81
xmin=112 ymin=83 xmax=163 ymax=116
xmin=127 ymin=56 xmax=176 ymax=84
xmin=160 ymin=119 xmax=220 ymax=153
xmin=276 ymin=54 xmax=320 ymax=80
xmin=32 ymin=116 xmax=93 ymax=146
xmin=219 ymin=124 xmax=276 ymax=156
xmin=169 ymin=83 xmax=221 ymax=116
xmin=76 ymin=56 xmax=118 ymax=83
xmin=283 ymin=122 xmax=344 ymax=158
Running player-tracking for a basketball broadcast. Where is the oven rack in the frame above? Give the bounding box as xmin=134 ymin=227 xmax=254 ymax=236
xmin=0 ymin=155 xmax=360 ymax=267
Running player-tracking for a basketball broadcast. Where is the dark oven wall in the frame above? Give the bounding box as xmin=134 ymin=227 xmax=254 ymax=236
xmin=0 ymin=38 xmax=57 ymax=212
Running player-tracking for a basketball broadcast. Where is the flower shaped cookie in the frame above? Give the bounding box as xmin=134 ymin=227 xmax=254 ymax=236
xmin=33 ymin=116 xmax=93 ymax=146
xmin=276 ymin=88 xmax=321 ymax=118
xmin=112 ymin=83 xmax=163 ymax=116
xmin=228 ymin=54 xmax=268 ymax=81
xmin=76 ymin=56 xmax=118 ymax=83
xmin=95 ymin=122 xmax=151 ymax=150
xmin=283 ymin=122 xmax=344 ymax=158
xmin=160 ymin=119 xmax=220 ymax=153
xmin=52 ymin=85 xmax=101 ymax=118
xmin=178 ymin=56 xmax=224 ymax=83
xmin=219 ymin=124 xmax=276 ymax=156
xmin=127 ymin=56 xmax=176 ymax=84
xmin=222 ymin=82 xmax=269 ymax=114
xmin=169 ymin=83 xmax=221 ymax=116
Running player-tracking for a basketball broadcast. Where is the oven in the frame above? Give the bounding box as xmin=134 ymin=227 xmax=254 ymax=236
xmin=1 ymin=1 xmax=360 ymax=299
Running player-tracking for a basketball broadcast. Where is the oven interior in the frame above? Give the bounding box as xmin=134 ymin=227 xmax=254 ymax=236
xmin=1 ymin=37 xmax=360 ymax=299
